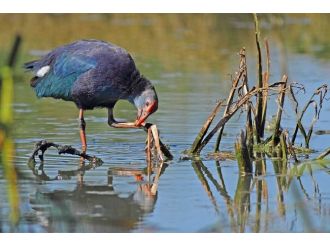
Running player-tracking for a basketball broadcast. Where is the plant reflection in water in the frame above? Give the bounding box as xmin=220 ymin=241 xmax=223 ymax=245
xmin=192 ymin=156 xmax=329 ymax=232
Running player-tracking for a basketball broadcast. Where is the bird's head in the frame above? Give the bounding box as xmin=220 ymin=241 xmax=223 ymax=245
xmin=133 ymin=87 xmax=158 ymax=126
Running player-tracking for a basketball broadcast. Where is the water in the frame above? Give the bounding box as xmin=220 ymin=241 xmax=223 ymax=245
xmin=1 ymin=14 xmax=330 ymax=232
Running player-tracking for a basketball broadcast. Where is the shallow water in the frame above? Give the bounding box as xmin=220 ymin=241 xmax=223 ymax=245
xmin=1 ymin=14 xmax=330 ymax=232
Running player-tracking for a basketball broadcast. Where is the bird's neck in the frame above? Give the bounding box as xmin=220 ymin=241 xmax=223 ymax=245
xmin=128 ymin=72 xmax=152 ymax=103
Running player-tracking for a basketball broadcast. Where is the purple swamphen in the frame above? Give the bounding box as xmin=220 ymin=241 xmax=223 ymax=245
xmin=25 ymin=39 xmax=158 ymax=153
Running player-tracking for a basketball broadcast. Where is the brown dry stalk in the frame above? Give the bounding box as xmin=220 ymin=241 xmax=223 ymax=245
xmin=290 ymin=84 xmax=328 ymax=148
xmin=111 ymin=122 xmax=173 ymax=160
xmin=146 ymin=128 xmax=152 ymax=164
xmin=253 ymin=13 xmax=264 ymax=141
xmin=272 ymin=75 xmax=288 ymax=146
xmin=214 ymin=49 xmax=247 ymax=152
xmin=143 ymin=124 xmax=173 ymax=160
xmin=150 ymin=124 xmax=163 ymax=162
xmin=145 ymin=124 xmax=166 ymax=164
xmin=191 ymin=100 xmax=224 ymax=154
xmin=194 ymin=83 xmax=284 ymax=154
xmin=29 ymin=140 xmax=103 ymax=163
xmin=260 ymin=39 xmax=270 ymax=138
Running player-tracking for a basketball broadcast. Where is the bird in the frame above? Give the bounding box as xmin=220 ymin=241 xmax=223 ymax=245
xmin=24 ymin=39 xmax=159 ymax=153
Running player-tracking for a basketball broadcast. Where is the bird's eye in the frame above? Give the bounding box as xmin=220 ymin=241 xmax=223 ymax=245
xmin=146 ymin=101 xmax=150 ymax=107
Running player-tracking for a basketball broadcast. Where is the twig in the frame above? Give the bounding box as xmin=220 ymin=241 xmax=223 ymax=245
xmin=316 ymin=147 xmax=330 ymax=160
xmin=253 ymin=13 xmax=264 ymax=141
xmin=191 ymin=100 xmax=223 ymax=154
xmin=214 ymin=48 xmax=247 ymax=152
xmin=146 ymin=127 xmax=152 ymax=165
xmin=260 ymin=39 xmax=270 ymax=138
xmin=143 ymin=123 xmax=173 ymax=160
xmin=29 ymin=140 xmax=103 ymax=163
xmin=150 ymin=124 xmax=163 ymax=162
xmin=291 ymin=84 xmax=328 ymax=148
xmin=240 ymin=51 xmax=254 ymax=153
xmin=272 ymin=75 xmax=288 ymax=146
xmin=110 ymin=121 xmax=173 ymax=160
xmin=246 ymin=103 xmax=254 ymax=153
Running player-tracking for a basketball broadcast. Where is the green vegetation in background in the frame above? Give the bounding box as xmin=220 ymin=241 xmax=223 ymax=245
xmin=1 ymin=14 xmax=330 ymax=75
xmin=0 ymin=66 xmax=20 ymax=226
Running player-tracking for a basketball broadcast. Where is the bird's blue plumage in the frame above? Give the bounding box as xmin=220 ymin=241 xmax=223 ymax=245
xmin=25 ymin=39 xmax=153 ymax=109
xmin=34 ymin=53 xmax=97 ymax=100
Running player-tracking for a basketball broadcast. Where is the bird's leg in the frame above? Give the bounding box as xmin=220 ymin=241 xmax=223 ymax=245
xmin=107 ymin=108 xmax=139 ymax=129
xmin=79 ymin=109 xmax=87 ymax=153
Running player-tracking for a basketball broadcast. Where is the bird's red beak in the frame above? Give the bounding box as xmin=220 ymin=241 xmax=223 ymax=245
xmin=135 ymin=101 xmax=158 ymax=126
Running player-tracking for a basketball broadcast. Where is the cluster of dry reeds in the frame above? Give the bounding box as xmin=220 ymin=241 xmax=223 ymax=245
xmin=189 ymin=14 xmax=329 ymax=173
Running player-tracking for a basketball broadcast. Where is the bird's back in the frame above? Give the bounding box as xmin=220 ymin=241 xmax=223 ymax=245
xmin=25 ymin=40 xmax=140 ymax=108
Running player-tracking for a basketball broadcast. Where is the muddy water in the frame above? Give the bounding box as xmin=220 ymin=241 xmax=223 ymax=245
xmin=1 ymin=14 xmax=330 ymax=232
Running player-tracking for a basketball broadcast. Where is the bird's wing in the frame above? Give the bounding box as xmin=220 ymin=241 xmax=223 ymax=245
xmin=53 ymin=53 xmax=97 ymax=78
xmin=33 ymin=52 xmax=97 ymax=100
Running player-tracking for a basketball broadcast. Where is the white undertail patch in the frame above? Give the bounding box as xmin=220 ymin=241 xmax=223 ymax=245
xmin=36 ymin=65 xmax=50 ymax=77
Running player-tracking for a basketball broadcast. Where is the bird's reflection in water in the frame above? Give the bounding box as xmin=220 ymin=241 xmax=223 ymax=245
xmin=27 ymin=158 xmax=168 ymax=232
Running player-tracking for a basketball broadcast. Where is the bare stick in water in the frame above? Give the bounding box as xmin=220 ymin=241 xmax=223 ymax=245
xmin=191 ymin=100 xmax=223 ymax=154
xmin=272 ymin=75 xmax=288 ymax=146
xmin=214 ymin=48 xmax=246 ymax=152
xmin=253 ymin=13 xmax=264 ymax=141
xmin=260 ymin=38 xmax=270 ymax=138
xmin=290 ymin=84 xmax=328 ymax=148
xmin=29 ymin=140 xmax=103 ymax=163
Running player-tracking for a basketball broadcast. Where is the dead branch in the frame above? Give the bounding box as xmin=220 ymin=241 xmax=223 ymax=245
xmin=253 ymin=13 xmax=264 ymax=141
xmin=214 ymin=48 xmax=247 ymax=152
xmin=271 ymin=75 xmax=288 ymax=146
xmin=29 ymin=140 xmax=103 ymax=164
xmin=194 ymin=82 xmax=285 ymax=154
xmin=109 ymin=122 xmax=173 ymax=160
xmin=290 ymin=84 xmax=328 ymax=148
xmin=260 ymin=38 xmax=270 ymax=138
xmin=191 ymin=100 xmax=224 ymax=154
xmin=143 ymin=123 xmax=173 ymax=160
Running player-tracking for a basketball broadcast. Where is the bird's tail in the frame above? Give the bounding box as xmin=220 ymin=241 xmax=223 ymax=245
xmin=24 ymin=60 xmax=40 ymax=87
xmin=23 ymin=60 xmax=38 ymax=70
